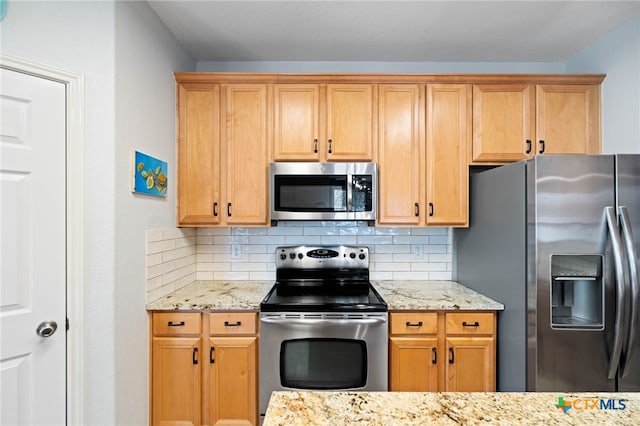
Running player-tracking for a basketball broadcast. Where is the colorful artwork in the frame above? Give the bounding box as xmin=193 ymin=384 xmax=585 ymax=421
xmin=132 ymin=150 xmax=167 ymax=197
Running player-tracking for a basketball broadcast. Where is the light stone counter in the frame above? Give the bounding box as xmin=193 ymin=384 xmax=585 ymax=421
xmin=263 ymin=391 xmax=639 ymax=425
xmin=373 ymin=280 xmax=504 ymax=311
xmin=146 ymin=280 xmax=503 ymax=311
xmin=145 ymin=280 xmax=273 ymax=310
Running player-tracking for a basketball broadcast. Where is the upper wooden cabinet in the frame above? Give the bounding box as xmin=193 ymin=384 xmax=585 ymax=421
xmin=273 ymin=84 xmax=320 ymax=161
xmin=176 ymin=82 xmax=270 ymax=227
xmin=377 ymin=84 xmax=422 ymax=225
xmin=378 ymin=84 xmax=470 ymax=227
xmin=222 ymin=84 xmax=270 ymax=225
xmin=426 ymin=84 xmax=471 ymax=227
xmin=175 ymin=73 xmax=603 ymax=227
xmin=273 ymin=83 xmax=375 ymax=161
xmin=536 ymin=84 xmax=601 ymax=155
xmin=177 ymin=83 xmax=221 ymax=226
xmin=472 ymin=83 xmax=601 ymax=164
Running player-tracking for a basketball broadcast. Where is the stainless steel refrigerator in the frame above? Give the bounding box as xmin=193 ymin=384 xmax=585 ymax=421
xmin=454 ymin=154 xmax=639 ymax=391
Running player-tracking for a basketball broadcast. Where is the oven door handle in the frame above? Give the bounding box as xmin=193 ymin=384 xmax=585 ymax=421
xmin=260 ymin=317 xmax=387 ymax=326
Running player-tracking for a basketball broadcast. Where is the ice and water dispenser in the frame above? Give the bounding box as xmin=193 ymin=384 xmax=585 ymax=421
xmin=550 ymin=255 xmax=604 ymax=330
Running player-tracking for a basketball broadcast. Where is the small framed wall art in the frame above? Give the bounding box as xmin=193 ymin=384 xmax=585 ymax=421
xmin=131 ymin=150 xmax=167 ymax=197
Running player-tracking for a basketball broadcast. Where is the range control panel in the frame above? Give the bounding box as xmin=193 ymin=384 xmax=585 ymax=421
xmin=275 ymin=245 xmax=369 ymax=269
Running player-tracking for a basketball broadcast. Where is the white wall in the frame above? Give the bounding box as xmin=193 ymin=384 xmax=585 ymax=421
xmin=566 ymin=11 xmax=640 ymax=153
xmin=197 ymin=60 xmax=564 ymax=73
xmin=1 ymin=1 xmax=195 ymax=424
xmin=113 ymin=2 xmax=194 ymax=424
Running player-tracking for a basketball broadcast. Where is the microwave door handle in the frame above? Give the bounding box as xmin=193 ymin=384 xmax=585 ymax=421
xmin=619 ymin=206 xmax=639 ymax=378
xmin=605 ymin=206 xmax=628 ymax=379
xmin=347 ymin=175 xmax=353 ymax=213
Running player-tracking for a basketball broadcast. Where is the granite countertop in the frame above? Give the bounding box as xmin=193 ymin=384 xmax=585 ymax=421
xmin=146 ymin=280 xmax=504 ymax=311
xmin=145 ymin=280 xmax=273 ymax=310
xmin=373 ymin=280 xmax=503 ymax=311
xmin=263 ymin=391 xmax=639 ymax=425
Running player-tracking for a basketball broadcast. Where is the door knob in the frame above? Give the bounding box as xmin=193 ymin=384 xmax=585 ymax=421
xmin=36 ymin=321 xmax=58 ymax=338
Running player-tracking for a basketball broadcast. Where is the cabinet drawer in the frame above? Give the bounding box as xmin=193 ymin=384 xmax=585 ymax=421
xmin=390 ymin=312 xmax=438 ymax=335
xmin=446 ymin=312 xmax=494 ymax=335
xmin=209 ymin=312 xmax=257 ymax=335
xmin=152 ymin=312 xmax=201 ymax=335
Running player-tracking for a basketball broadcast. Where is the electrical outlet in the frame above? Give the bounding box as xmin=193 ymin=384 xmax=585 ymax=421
xmin=231 ymin=244 xmax=242 ymax=260
xmin=412 ymin=245 xmax=424 ymax=259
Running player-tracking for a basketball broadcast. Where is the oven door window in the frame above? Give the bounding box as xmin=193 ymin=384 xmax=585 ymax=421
xmin=274 ymin=175 xmax=347 ymax=212
xmin=280 ymin=338 xmax=367 ymax=389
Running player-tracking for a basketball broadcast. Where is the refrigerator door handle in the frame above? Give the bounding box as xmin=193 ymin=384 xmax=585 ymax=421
xmin=605 ymin=206 xmax=628 ymax=379
xmin=619 ymin=206 xmax=639 ymax=378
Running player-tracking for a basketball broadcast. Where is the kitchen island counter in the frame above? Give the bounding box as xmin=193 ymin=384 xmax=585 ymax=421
xmin=263 ymin=391 xmax=638 ymax=425
xmin=146 ymin=280 xmax=503 ymax=311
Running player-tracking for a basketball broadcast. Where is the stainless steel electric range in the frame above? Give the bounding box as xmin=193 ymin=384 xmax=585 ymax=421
xmin=259 ymin=245 xmax=388 ymax=416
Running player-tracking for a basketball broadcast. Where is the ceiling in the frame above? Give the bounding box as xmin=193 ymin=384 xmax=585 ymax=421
xmin=147 ymin=1 xmax=640 ymax=63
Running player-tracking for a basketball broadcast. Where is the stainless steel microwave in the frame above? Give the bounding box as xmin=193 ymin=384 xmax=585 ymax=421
xmin=269 ymin=162 xmax=377 ymax=222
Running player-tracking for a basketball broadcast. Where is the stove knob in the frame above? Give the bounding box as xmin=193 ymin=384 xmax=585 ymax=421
xmin=349 ymin=253 xmax=356 ymax=259
xmin=298 ymin=253 xmax=303 ymax=259
xmin=289 ymin=253 xmax=296 ymax=259
xmin=280 ymin=254 xmax=287 ymax=260
xmin=359 ymin=253 xmax=366 ymax=260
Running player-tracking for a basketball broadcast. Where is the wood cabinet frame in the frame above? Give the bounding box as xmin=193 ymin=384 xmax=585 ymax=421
xmin=389 ymin=311 xmax=497 ymax=392
xmin=175 ymin=73 xmax=604 ymax=227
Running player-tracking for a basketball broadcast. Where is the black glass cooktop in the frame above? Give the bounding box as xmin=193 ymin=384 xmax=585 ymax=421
xmin=260 ymin=283 xmax=387 ymax=312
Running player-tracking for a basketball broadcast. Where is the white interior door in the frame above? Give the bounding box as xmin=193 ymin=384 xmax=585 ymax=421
xmin=1 ymin=68 xmax=66 ymax=425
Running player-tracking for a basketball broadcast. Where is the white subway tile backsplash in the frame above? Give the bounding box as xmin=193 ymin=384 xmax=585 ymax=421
xmin=146 ymin=229 xmax=164 ymax=243
xmin=429 ymin=271 xmax=453 ymax=280
xmin=214 ymin=271 xmax=250 ymax=281
xmin=146 ymin=225 xmax=454 ymax=302
xmin=249 ymin=271 xmax=276 ymax=281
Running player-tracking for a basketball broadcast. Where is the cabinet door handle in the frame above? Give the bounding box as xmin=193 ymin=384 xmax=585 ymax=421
xmin=210 ymin=346 xmax=215 ymax=364
xmin=405 ymin=321 xmax=423 ymax=327
xmin=525 ymin=139 xmax=532 ymax=154
xmin=328 ymin=139 xmax=333 ymax=154
xmin=224 ymin=321 xmax=242 ymax=327
xmin=213 ymin=202 xmax=218 ymax=217
xmin=313 ymin=138 xmax=318 ymax=154
xmin=428 ymin=202 xmax=434 ymax=217
xmin=227 ymin=203 xmax=232 ymax=217
xmin=448 ymin=347 xmax=455 ymax=364
xmin=432 ymin=347 xmax=437 ymax=365
xmin=462 ymin=321 xmax=480 ymax=327
xmin=167 ymin=321 xmax=185 ymax=327
xmin=193 ymin=347 xmax=198 ymax=365
xmin=538 ymin=139 xmax=545 ymax=154
xmin=415 ymin=203 xmax=419 ymax=217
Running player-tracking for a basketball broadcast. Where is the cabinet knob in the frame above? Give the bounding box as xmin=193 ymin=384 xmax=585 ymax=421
xmin=448 ymin=347 xmax=455 ymax=364
xmin=525 ymin=139 xmax=532 ymax=154
xmin=415 ymin=203 xmax=419 ymax=217
xmin=227 ymin=203 xmax=232 ymax=217
xmin=428 ymin=202 xmax=434 ymax=217
xmin=193 ymin=347 xmax=198 ymax=365
xmin=213 ymin=202 xmax=218 ymax=217
xmin=538 ymin=140 xmax=545 ymax=154
xmin=313 ymin=138 xmax=318 ymax=154
xmin=328 ymin=139 xmax=333 ymax=154
xmin=462 ymin=321 xmax=480 ymax=327
xmin=432 ymin=347 xmax=437 ymax=365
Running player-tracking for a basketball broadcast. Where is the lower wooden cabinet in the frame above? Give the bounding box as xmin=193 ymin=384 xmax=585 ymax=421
xmin=389 ymin=311 xmax=496 ymax=392
xmin=151 ymin=311 xmax=258 ymax=426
